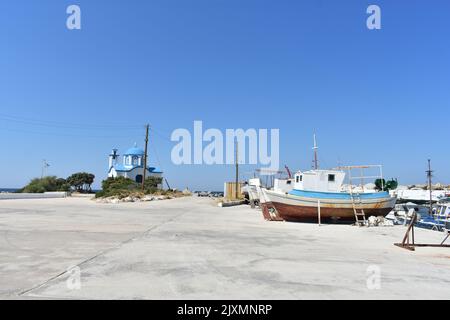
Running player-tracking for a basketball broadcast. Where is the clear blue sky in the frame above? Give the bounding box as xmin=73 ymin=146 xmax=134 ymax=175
xmin=1 ymin=0 xmax=449 ymax=190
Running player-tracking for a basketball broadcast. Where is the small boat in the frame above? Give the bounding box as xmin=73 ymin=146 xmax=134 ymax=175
xmin=243 ymin=178 xmax=262 ymax=206
xmin=386 ymin=199 xmax=450 ymax=231
xmin=428 ymin=199 xmax=450 ymax=230
xmin=245 ymin=167 xmax=294 ymax=210
xmin=386 ymin=202 xmax=420 ymax=225
xmin=259 ymin=166 xmax=397 ymax=223
xmin=434 ymin=199 xmax=450 ymax=219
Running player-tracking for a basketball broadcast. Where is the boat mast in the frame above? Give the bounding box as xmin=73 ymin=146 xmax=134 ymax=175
xmin=235 ymin=140 xmax=239 ymax=199
xmin=426 ymin=159 xmax=433 ymax=215
xmin=313 ymin=134 xmax=319 ymax=170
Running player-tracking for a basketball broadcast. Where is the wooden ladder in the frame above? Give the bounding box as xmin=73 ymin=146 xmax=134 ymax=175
xmin=350 ymin=191 xmax=366 ymax=226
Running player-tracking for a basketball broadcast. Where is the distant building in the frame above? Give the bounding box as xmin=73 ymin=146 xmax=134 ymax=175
xmin=108 ymin=143 xmax=163 ymax=185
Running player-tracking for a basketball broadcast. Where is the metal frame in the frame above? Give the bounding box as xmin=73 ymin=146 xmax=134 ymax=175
xmin=394 ymin=211 xmax=450 ymax=251
xmin=335 ymin=164 xmax=385 ymax=191
xmin=335 ymin=165 xmax=384 ymax=226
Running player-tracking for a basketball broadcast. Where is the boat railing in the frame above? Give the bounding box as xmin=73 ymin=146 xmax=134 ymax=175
xmin=335 ymin=164 xmax=384 ymax=193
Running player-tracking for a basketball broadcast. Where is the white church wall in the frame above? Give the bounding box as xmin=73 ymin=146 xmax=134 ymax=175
xmin=108 ymin=147 xmax=163 ymax=185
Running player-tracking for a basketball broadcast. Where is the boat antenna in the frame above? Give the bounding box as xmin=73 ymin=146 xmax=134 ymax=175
xmin=426 ymin=159 xmax=433 ymax=215
xmin=41 ymin=159 xmax=50 ymax=178
xmin=312 ymin=133 xmax=319 ymax=170
xmin=285 ymin=165 xmax=292 ymax=179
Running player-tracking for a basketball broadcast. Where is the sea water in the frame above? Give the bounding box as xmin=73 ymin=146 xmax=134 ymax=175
xmin=0 ymin=188 xmax=19 ymax=193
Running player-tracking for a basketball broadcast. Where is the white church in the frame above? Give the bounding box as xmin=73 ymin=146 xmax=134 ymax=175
xmin=108 ymin=144 xmax=163 ymax=186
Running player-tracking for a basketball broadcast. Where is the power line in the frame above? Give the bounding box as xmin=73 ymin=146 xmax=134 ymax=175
xmin=0 ymin=113 xmax=176 ymax=142
xmin=0 ymin=126 xmax=142 ymax=139
xmin=0 ymin=112 xmax=144 ymax=130
xmin=0 ymin=112 xmax=153 ymax=139
xmin=150 ymin=127 xmax=173 ymax=144
xmin=149 ymin=137 xmax=164 ymax=172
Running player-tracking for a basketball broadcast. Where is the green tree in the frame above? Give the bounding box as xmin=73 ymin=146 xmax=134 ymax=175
xmin=374 ymin=178 xmax=398 ymax=191
xmin=67 ymin=172 xmax=95 ymax=193
xmin=95 ymin=176 xmax=136 ymax=198
xmin=385 ymin=178 xmax=398 ymax=191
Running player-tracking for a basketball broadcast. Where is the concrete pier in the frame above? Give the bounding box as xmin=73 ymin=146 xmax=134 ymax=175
xmin=0 ymin=196 xmax=449 ymax=299
xmin=0 ymin=192 xmax=68 ymax=200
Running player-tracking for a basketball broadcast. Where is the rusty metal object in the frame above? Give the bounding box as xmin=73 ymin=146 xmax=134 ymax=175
xmin=260 ymin=203 xmax=283 ymax=221
xmin=395 ymin=212 xmax=450 ymax=251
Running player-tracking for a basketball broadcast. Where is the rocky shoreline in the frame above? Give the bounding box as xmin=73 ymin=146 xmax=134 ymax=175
xmin=95 ymin=191 xmax=191 ymax=203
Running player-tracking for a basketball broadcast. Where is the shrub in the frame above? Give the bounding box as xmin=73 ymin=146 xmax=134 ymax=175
xmin=144 ymin=176 xmax=163 ymax=189
xmin=96 ymin=176 xmax=135 ymax=198
xmin=374 ymin=178 xmax=398 ymax=191
xmin=20 ymin=176 xmax=70 ymax=193
xmin=96 ymin=176 xmax=164 ymax=198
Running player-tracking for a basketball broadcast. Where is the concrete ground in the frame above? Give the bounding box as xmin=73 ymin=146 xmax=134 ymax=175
xmin=0 ymin=196 xmax=449 ymax=300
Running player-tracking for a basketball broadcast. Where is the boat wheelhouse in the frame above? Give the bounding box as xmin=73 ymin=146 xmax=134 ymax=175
xmin=430 ymin=200 xmax=450 ymax=230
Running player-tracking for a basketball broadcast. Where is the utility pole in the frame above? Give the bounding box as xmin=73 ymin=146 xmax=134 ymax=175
xmin=142 ymin=124 xmax=149 ymax=191
xmin=313 ymin=133 xmax=319 ymax=170
xmin=235 ymin=140 xmax=239 ymax=200
xmin=426 ymin=159 xmax=433 ymax=215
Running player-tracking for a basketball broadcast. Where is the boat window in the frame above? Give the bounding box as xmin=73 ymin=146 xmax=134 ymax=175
xmin=296 ymin=176 xmax=299 ymax=183
xmin=328 ymin=174 xmax=336 ymax=182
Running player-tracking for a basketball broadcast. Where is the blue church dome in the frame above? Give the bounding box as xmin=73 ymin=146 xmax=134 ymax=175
xmin=124 ymin=145 xmax=144 ymax=156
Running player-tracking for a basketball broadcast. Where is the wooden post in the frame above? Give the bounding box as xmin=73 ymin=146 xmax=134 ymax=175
xmin=427 ymin=159 xmax=433 ymax=215
xmin=317 ymin=199 xmax=321 ymax=226
xmin=401 ymin=212 xmax=416 ymax=248
xmin=235 ymin=141 xmax=239 ymax=200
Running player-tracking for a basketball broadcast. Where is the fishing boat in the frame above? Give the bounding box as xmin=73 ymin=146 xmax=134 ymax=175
xmin=259 ymin=135 xmax=397 ymax=224
xmin=258 ymin=177 xmax=294 ymax=220
xmin=386 ymin=162 xmax=450 ymax=231
xmin=244 ymin=167 xmax=294 ymax=211
xmin=259 ymin=166 xmax=397 ymax=223
xmin=387 ymin=201 xmax=450 ymax=231
xmin=427 ymin=199 xmax=450 ymax=230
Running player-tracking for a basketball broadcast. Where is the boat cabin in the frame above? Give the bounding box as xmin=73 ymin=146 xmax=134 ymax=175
xmin=274 ymin=178 xmax=294 ymax=193
xmin=293 ymin=170 xmax=346 ymax=193
xmin=248 ymin=178 xmax=261 ymax=187
xmin=434 ymin=201 xmax=450 ymax=221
